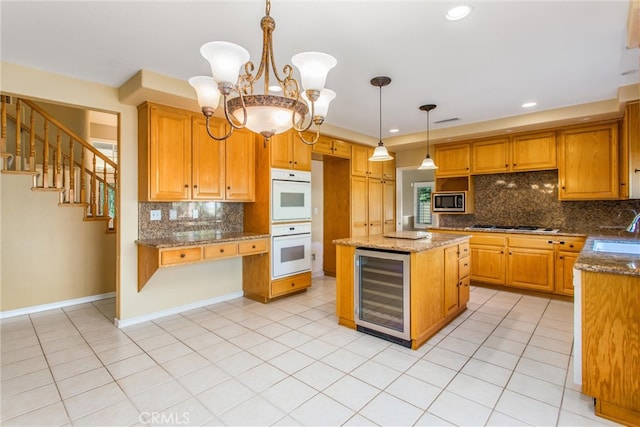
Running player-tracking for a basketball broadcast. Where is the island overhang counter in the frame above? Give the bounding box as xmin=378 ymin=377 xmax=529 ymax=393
xmin=333 ymin=232 xmax=471 ymax=350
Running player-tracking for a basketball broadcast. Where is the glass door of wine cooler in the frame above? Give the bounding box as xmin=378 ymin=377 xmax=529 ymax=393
xmin=354 ymin=249 xmax=410 ymax=342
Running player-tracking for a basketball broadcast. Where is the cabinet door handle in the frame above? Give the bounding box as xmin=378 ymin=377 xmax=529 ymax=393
xmin=291 ymin=283 xmax=295 ymax=287
xmin=513 ymin=163 xmax=517 ymax=167
xmin=180 ymin=253 xmax=185 ymax=258
xmin=463 ymin=263 xmax=468 ymax=267
xmin=500 ymin=251 xmax=504 ymax=254
xmin=184 ymin=184 xmax=188 ymax=188
xmin=548 ymin=240 xmax=554 ymax=244
xmin=635 ymin=169 xmax=640 ymax=173
xmin=227 ymin=186 xmax=231 ymax=190
xmin=193 ymin=185 xmax=198 ymax=188
xmin=559 ymin=256 xmax=564 ymax=260
xmin=505 ymin=164 xmax=509 ymax=168
xmin=252 ymin=245 xmax=256 ymax=249
xmin=220 ymin=249 xmax=224 ymax=253
xmin=509 ymin=252 xmax=513 ymax=255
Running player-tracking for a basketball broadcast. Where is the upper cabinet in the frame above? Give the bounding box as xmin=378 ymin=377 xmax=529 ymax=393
xmin=471 ymin=132 xmax=556 ymax=175
xmin=312 ymin=135 xmax=351 ymax=159
xmin=270 ymin=131 xmax=312 ymax=171
xmin=621 ymin=101 xmax=640 ymax=200
xmin=138 ymin=102 xmax=256 ymax=202
xmin=558 ymin=122 xmax=619 ymax=200
xmin=434 ymin=143 xmax=471 ymax=177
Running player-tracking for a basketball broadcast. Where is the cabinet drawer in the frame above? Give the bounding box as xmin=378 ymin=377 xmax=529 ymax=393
xmin=556 ymin=239 xmax=585 ymax=252
xmin=508 ymin=236 xmax=554 ymax=250
xmin=203 ymin=243 xmax=238 ymax=260
xmin=271 ymin=273 xmax=311 ymax=297
xmin=459 ymin=257 xmax=471 ymax=278
xmin=459 ymin=242 xmax=470 ymax=258
xmin=160 ymin=247 xmax=202 ymax=266
xmin=470 ymin=234 xmax=506 ymax=246
xmin=332 ymin=140 xmax=351 ymax=158
xmin=238 ymin=238 xmax=268 ymax=255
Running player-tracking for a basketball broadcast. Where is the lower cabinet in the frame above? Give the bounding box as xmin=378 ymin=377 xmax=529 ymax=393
xmin=271 ymin=272 xmax=312 ymax=298
xmin=444 ymin=242 xmax=470 ymax=316
xmin=461 ymin=232 xmax=585 ymax=296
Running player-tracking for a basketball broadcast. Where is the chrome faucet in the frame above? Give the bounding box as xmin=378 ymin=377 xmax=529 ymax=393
xmin=627 ymin=211 xmax=640 ymax=233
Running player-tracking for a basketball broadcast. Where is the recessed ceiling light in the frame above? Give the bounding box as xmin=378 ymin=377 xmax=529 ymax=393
xmin=446 ymin=5 xmax=472 ymax=21
xmin=389 ymin=128 xmax=399 ymax=133
xmin=521 ymin=102 xmax=537 ymax=108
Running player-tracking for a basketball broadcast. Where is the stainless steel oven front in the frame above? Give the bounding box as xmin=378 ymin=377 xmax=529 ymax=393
xmin=271 ymin=223 xmax=312 ymax=279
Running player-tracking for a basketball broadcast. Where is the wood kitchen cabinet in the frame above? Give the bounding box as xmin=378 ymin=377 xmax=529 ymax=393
xmin=581 ymin=270 xmax=640 ymax=425
xmin=434 ymin=143 xmax=471 ymax=177
xmin=312 ymin=135 xmax=351 ymax=159
xmin=558 ymin=121 xmax=619 ymax=200
xmin=620 ymin=101 xmax=640 ymax=199
xmin=471 ymin=132 xmax=557 ymax=174
xmin=507 ymin=237 xmax=555 ymax=293
xmin=383 ymin=180 xmax=396 ymax=233
xmin=351 ymin=144 xmax=394 ymax=179
xmin=138 ymin=102 xmax=256 ymax=202
xmin=351 ymin=175 xmax=395 ymax=237
xmin=444 ymin=242 xmax=470 ymax=317
xmin=270 ymin=130 xmax=312 ymax=171
xmin=469 ymin=234 xmax=507 ymax=285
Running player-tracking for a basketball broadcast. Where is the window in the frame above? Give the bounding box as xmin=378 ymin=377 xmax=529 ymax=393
xmin=413 ymin=181 xmax=435 ymax=229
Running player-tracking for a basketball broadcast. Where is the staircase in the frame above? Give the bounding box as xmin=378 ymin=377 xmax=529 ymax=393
xmin=1 ymin=95 xmax=117 ymax=232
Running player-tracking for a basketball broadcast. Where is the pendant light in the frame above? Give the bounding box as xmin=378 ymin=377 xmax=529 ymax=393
xmin=368 ymin=76 xmax=394 ymax=162
xmin=418 ymin=104 xmax=438 ymax=170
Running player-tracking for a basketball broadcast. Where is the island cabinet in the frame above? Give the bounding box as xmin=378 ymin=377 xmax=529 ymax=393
xmin=138 ymin=102 xmax=256 ymax=202
xmin=558 ymin=121 xmax=619 ymax=200
xmin=444 ymin=242 xmax=470 ymax=317
xmin=270 ymin=130 xmax=312 ymax=171
xmin=334 ymin=233 xmax=471 ymax=350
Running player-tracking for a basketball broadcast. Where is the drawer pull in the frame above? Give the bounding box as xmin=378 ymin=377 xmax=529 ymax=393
xmin=180 ymin=253 xmax=185 ymax=258
xmin=252 ymin=245 xmax=256 ymax=249
xmin=291 ymin=283 xmax=295 ymax=287
xmin=220 ymin=249 xmax=224 ymax=253
xmin=463 ymin=263 xmax=468 ymax=267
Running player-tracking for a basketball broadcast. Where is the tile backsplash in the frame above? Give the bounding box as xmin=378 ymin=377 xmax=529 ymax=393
xmin=439 ymin=170 xmax=640 ymax=234
xmin=139 ymin=202 xmax=243 ymax=240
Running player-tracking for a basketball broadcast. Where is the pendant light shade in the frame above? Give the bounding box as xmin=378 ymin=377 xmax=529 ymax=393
xmin=368 ymin=76 xmax=394 ymax=162
xmin=418 ymin=104 xmax=438 ymax=170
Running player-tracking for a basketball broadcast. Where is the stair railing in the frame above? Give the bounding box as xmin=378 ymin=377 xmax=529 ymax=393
xmin=0 ymin=95 xmax=118 ymax=231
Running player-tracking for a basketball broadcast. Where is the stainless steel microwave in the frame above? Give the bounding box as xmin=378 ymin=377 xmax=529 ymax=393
xmin=432 ymin=191 xmax=466 ymax=212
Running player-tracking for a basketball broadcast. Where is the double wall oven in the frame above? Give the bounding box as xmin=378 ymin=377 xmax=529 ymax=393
xmin=270 ymin=168 xmax=312 ymax=279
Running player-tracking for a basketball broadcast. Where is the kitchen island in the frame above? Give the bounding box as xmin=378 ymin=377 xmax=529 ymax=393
xmin=334 ymin=231 xmax=471 ymax=350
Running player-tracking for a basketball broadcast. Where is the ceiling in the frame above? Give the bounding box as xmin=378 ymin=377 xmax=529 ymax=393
xmin=1 ymin=1 xmax=638 ymax=151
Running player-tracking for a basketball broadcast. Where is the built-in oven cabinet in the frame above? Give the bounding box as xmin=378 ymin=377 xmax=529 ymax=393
xmin=270 ymin=130 xmax=312 ymax=171
xmin=271 ymin=169 xmax=312 ymax=223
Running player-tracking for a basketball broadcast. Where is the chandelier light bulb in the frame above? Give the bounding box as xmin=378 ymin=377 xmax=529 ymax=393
xmin=199 ymin=41 xmax=250 ymax=85
xmin=292 ymin=52 xmax=337 ymax=92
xmin=188 ymin=76 xmax=221 ymax=110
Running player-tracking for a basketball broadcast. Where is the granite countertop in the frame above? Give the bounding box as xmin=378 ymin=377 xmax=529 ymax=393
xmin=333 ymin=232 xmax=470 ymax=253
xmin=136 ymin=231 xmax=270 ymax=249
xmin=574 ymin=236 xmax=640 ymax=277
xmin=429 ymin=226 xmax=588 ymax=237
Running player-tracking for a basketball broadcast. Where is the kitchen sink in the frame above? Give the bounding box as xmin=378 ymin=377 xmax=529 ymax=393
xmin=592 ymin=240 xmax=640 ymax=255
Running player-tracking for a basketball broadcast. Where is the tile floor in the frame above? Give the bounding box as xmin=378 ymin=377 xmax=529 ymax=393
xmin=1 ymin=277 xmax=621 ymax=426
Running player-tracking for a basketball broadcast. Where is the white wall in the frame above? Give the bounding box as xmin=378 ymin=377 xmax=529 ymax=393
xmin=1 ymin=62 xmax=244 ymax=321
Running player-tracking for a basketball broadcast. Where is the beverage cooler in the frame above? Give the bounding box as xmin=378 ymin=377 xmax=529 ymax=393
xmin=354 ymin=248 xmax=411 ymax=347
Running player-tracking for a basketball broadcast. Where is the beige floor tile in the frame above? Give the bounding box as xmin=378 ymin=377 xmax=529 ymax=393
xmin=359 ymin=391 xmax=423 ymax=426
xmin=117 ymin=365 xmax=173 ymax=397
xmin=195 ymin=378 xmax=254 ymax=416
xmin=216 ymin=350 xmax=263 ymax=376
xmin=320 ymin=347 xmax=368 ymax=373
xmin=423 ymin=346 xmax=470 ymax=371
xmin=446 ymin=373 xmax=503 ymax=408
xmin=405 ymin=359 xmax=457 ymax=388
xmin=106 ymin=353 xmax=157 ymax=381
xmin=495 ymin=389 xmax=559 ymax=426
xmin=236 ymin=363 xmax=288 ymax=393
xmin=159 ymin=397 xmax=216 ymax=426
xmin=1 ymin=344 xmax=43 ymax=366
xmin=371 ymin=347 xmax=419 ymax=372
xmin=289 ymin=393 xmax=354 ymax=426
xmin=50 ymin=354 xmax=103 ymax=381
xmin=350 ymin=360 xmax=401 ymax=390
xmin=129 ymin=380 xmax=191 ymax=414
xmin=63 ymin=382 xmax=127 ymax=420
xmin=218 ymin=394 xmax=285 ymax=426
xmin=260 ymin=376 xmax=318 ymax=413
xmin=45 ymin=345 xmax=94 ymax=367
xmin=507 ymin=372 xmax=564 ymax=407
xmin=1 ymin=355 xmax=49 ymax=381
xmin=0 ymin=383 xmax=60 ymax=421
xmin=177 ymin=364 xmax=231 ymax=395
xmin=160 ymin=351 xmax=209 ymax=378
xmin=1 ymin=334 xmax=40 ymax=354
xmin=384 ymin=374 xmax=441 ymax=410
xmin=57 ymin=367 xmax=113 ymax=399
xmin=96 ymin=342 xmax=144 ymax=365
xmin=147 ymin=341 xmax=193 ymax=364
xmin=1 ymin=368 xmax=54 ymax=397
xmin=71 ymin=399 xmax=140 ymax=426
xmin=429 ymin=390 xmax=492 ymax=426
xmin=460 ymin=358 xmax=512 ymax=387
xmin=2 ymin=401 xmax=69 ymax=427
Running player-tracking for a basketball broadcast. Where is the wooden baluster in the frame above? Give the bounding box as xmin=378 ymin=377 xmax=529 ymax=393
xmin=29 ymin=109 xmax=35 ymax=171
xmin=15 ymin=100 xmax=21 ymax=170
xmin=68 ymin=137 xmax=75 ymax=203
xmin=80 ymin=146 xmax=86 ymax=205
xmin=61 ymin=156 xmax=66 ymax=203
xmin=42 ymin=121 xmax=49 ymax=187
xmin=103 ymin=166 xmax=108 ymax=217
xmin=55 ymin=130 xmax=62 ymax=189
xmin=90 ymin=154 xmax=97 ymax=217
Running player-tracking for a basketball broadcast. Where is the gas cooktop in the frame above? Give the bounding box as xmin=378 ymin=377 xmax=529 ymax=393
xmin=468 ymin=224 xmax=560 ymax=233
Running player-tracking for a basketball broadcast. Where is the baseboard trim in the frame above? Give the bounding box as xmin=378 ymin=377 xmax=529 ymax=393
xmin=0 ymin=292 xmax=116 ymax=319
xmin=114 ymin=291 xmax=244 ymax=328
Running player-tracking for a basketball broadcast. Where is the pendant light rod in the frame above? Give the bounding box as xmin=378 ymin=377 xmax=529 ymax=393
xmin=369 ymin=76 xmax=393 ymax=162
xmin=418 ymin=103 xmax=438 ymax=170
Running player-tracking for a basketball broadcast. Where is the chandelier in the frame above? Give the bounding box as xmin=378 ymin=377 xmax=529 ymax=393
xmin=188 ymin=0 xmax=337 ymax=145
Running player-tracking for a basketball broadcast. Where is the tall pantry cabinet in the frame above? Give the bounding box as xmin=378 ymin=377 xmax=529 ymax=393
xmin=350 ymin=144 xmax=396 ymax=237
